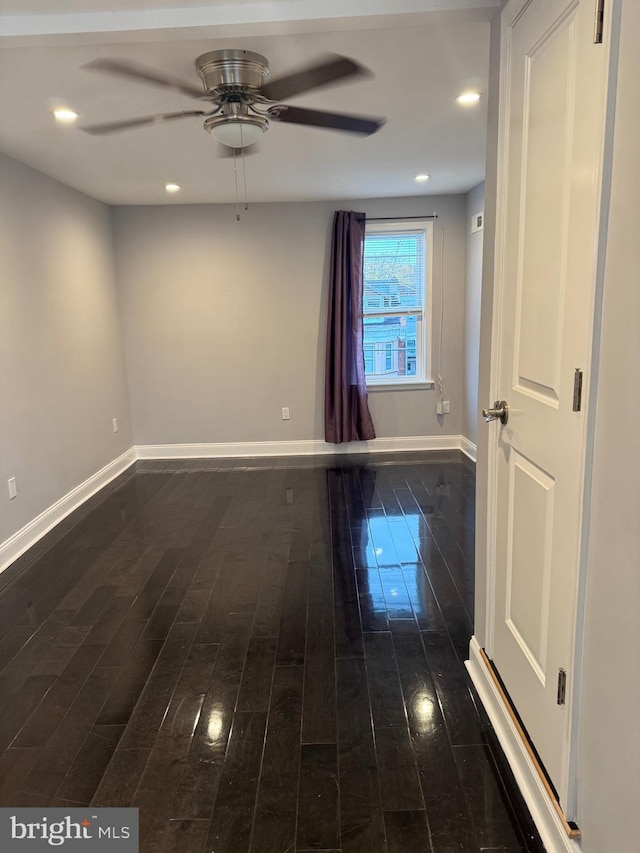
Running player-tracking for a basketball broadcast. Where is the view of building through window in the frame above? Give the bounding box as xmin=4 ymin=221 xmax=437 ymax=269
xmin=363 ymin=222 xmax=429 ymax=383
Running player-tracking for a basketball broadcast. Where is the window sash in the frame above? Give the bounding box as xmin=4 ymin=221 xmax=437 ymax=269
xmin=363 ymin=228 xmax=426 ymax=314
xmin=362 ymin=219 xmax=432 ymax=386
xmin=362 ymin=306 xmax=421 ymax=317
xmin=363 ymin=312 xmax=424 ymax=382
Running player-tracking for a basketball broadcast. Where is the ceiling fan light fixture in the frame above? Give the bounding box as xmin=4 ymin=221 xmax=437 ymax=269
xmin=204 ymin=113 xmax=267 ymax=149
xmin=414 ymin=174 xmax=430 ymax=183
xmin=165 ymin=183 xmax=181 ymax=193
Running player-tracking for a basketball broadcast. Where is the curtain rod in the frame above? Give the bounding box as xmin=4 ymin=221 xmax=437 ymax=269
xmin=367 ymin=214 xmax=438 ymax=221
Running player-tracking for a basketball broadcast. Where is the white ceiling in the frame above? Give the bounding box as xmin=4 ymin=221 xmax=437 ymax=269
xmin=0 ymin=1 xmax=497 ymax=204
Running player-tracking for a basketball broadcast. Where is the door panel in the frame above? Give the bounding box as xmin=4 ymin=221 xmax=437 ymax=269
xmin=489 ymin=0 xmax=609 ymax=803
xmin=506 ymin=452 xmax=554 ymax=683
xmin=517 ymin=15 xmax=575 ymax=396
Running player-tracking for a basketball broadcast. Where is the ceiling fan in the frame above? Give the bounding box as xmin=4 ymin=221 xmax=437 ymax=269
xmin=80 ymin=49 xmax=386 ymax=151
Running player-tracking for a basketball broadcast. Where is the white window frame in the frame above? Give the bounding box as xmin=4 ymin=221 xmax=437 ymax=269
xmin=363 ymin=219 xmax=434 ymax=390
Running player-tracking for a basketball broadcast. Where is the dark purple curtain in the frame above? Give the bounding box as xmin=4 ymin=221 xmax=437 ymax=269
xmin=324 ymin=210 xmax=376 ymax=444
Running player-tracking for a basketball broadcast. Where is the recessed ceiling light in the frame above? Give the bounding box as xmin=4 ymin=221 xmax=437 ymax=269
xmin=53 ymin=108 xmax=79 ymax=123
xmin=456 ymin=92 xmax=481 ymax=105
xmin=414 ymin=174 xmax=430 ymax=183
xmin=165 ymin=183 xmax=181 ymax=193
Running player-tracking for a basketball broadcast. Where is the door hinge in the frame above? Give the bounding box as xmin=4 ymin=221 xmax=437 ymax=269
xmin=557 ymin=668 xmax=567 ymax=705
xmin=572 ymin=369 xmax=583 ymax=412
xmin=593 ymin=0 xmax=605 ymax=43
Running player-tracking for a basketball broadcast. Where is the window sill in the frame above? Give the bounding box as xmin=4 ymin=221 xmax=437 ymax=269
xmin=366 ymin=380 xmax=435 ymax=392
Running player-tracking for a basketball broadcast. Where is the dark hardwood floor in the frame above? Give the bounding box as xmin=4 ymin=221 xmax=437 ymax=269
xmin=0 ymin=451 xmax=544 ymax=852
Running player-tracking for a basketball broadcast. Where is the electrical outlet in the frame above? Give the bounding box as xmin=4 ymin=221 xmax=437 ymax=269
xmin=442 ymin=400 xmax=450 ymax=414
xmin=8 ymin=477 xmax=17 ymax=500
xmin=112 ymin=417 xmax=119 ymax=433
xmin=281 ymin=407 xmax=290 ymax=420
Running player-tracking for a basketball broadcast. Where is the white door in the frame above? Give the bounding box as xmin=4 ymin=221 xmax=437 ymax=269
xmin=487 ymin=0 xmax=610 ymax=803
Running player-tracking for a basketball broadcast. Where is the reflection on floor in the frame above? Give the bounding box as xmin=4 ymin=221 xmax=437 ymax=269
xmin=0 ymin=451 xmax=544 ymax=852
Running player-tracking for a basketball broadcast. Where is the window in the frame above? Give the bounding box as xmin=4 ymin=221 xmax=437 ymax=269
xmin=384 ymin=342 xmax=393 ymax=372
xmin=362 ymin=219 xmax=432 ymax=386
xmin=364 ymin=344 xmax=374 ymax=374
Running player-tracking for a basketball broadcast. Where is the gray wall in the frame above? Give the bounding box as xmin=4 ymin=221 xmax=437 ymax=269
xmin=575 ymin=0 xmax=640 ymax=847
xmin=0 ymin=154 xmax=133 ymax=546
xmin=463 ymin=181 xmax=485 ymax=447
xmin=113 ymin=194 xmax=468 ymax=447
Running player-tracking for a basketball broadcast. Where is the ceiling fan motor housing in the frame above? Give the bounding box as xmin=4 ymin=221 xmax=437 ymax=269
xmin=195 ymin=49 xmax=270 ymax=94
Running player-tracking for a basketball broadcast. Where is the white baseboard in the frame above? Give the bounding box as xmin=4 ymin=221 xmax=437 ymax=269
xmin=135 ymin=434 xmax=472 ymax=459
xmin=460 ymin=435 xmax=477 ymax=461
xmin=466 ymin=637 xmax=581 ymax=853
xmin=0 ymin=448 xmax=137 ymax=575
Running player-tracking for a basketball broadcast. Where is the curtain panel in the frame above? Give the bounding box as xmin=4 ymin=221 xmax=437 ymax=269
xmin=324 ymin=210 xmax=376 ymax=444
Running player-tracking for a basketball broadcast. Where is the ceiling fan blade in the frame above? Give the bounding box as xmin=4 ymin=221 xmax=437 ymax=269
xmin=260 ymin=54 xmax=370 ymax=101
xmin=84 ymin=58 xmax=206 ymax=100
xmin=270 ymin=105 xmax=384 ymax=136
xmin=80 ymin=110 xmax=207 ymax=135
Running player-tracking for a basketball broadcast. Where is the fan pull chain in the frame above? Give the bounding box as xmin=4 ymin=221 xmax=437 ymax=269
xmin=239 ymin=125 xmax=249 ymax=212
xmin=232 ymin=146 xmax=241 ymax=221
xmin=240 ymin=130 xmax=249 ymax=211
xmin=242 ymin=147 xmax=249 ymax=211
